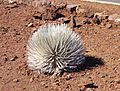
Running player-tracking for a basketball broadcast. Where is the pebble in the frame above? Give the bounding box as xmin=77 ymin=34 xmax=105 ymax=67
xmin=27 ymin=23 xmax=33 ymax=27
xmin=58 ymin=17 xmax=70 ymax=24
xmin=86 ymin=88 xmax=94 ymax=91
xmin=66 ymin=4 xmax=79 ymax=13
xmin=108 ymin=14 xmax=120 ymax=21
xmin=29 ymin=77 xmax=34 ymax=82
xmin=8 ymin=0 xmax=16 ymax=4
xmin=76 ymin=7 xmax=86 ymax=14
xmin=13 ymin=79 xmax=19 ymax=82
xmin=65 ymin=74 xmax=72 ymax=80
xmin=41 ymin=82 xmax=46 ymax=86
xmin=105 ymin=24 xmax=112 ymax=29
xmin=115 ymin=18 xmax=120 ymax=25
xmin=10 ymin=55 xmax=18 ymax=61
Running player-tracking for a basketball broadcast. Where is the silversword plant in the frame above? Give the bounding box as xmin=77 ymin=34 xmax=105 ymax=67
xmin=27 ymin=23 xmax=85 ymax=74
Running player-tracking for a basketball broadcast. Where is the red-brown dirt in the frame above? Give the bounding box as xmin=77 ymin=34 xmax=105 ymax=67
xmin=0 ymin=0 xmax=120 ymax=91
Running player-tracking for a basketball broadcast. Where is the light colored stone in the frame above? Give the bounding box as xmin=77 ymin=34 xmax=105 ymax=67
xmin=58 ymin=17 xmax=70 ymax=23
xmin=108 ymin=14 xmax=120 ymax=21
xmin=28 ymin=23 xmax=33 ymax=27
xmin=10 ymin=55 xmax=18 ymax=61
xmin=29 ymin=77 xmax=34 ymax=82
xmin=8 ymin=0 xmax=16 ymax=4
xmin=13 ymin=79 xmax=19 ymax=82
xmin=66 ymin=4 xmax=79 ymax=13
xmin=86 ymin=88 xmax=94 ymax=91
xmin=115 ymin=18 xmax=120 ymax=25
xmin=65 ymin=74 xmax=72 ymax=80
xmin=66 ymin=4 xmax=78 ymax=10
xmin=76 ymin=6 xmax=86 ymax=14
xmin=106 ymin=24 xmax=112 ymax=29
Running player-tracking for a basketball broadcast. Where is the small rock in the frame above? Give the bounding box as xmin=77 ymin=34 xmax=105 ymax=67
xmin=78 ymin=84 xmax=84 ymax=88
xmin=65 ymin=74 xmax=72 ymax=80
xmin=66 ymin=4 xmax=78 ymax=13
xmin=29 ymin=77 xmax=34 ymax=82
xmin=86 ymin=88 xmax=94 ymax=91
xmin=94 ymin=12 xmax=108 ymax=20
xmin=41 ymin=82 xmax=46 ymax=86
xmin=13 ymin=79 xmax=19 ymax=82
xmin=10 ymin=55 xmax=18 ymax=61
xmin=106 ymin=24 xmax=112 ymax=29
xmin=76 ymin=6 xmax=86 ymax=14
xmin=58 ymin=17 xmax=70 ymax=24
xmin=108 ymin=14 xmax=120 ymax=21
xmin=115 ymin=18 xmax=120 ymax=25
xmin=27 ymin=23 xmax=33 ymax=27
xmin=8 ymin=0 xmax=16 ymax=4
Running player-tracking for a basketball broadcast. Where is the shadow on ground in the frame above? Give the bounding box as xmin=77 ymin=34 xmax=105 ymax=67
xmin=80 ymin=55 xmax=104 ymax=70
xmin=63 ymin=56 xmax=104 ymax=73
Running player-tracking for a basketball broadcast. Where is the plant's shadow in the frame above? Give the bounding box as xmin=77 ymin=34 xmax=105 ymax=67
xmin=80 ymin=56 xmax=104 ymax=70
xmin=63 ymin=56 xmax=104 ymax=73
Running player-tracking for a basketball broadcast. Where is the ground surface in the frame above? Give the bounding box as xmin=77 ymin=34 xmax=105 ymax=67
xmin=0 ymin=0 xmax=120 ymax=91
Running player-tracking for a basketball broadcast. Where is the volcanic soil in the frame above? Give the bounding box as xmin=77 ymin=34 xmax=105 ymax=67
xmin=0 ymin=0 xmax=120 ymax=91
